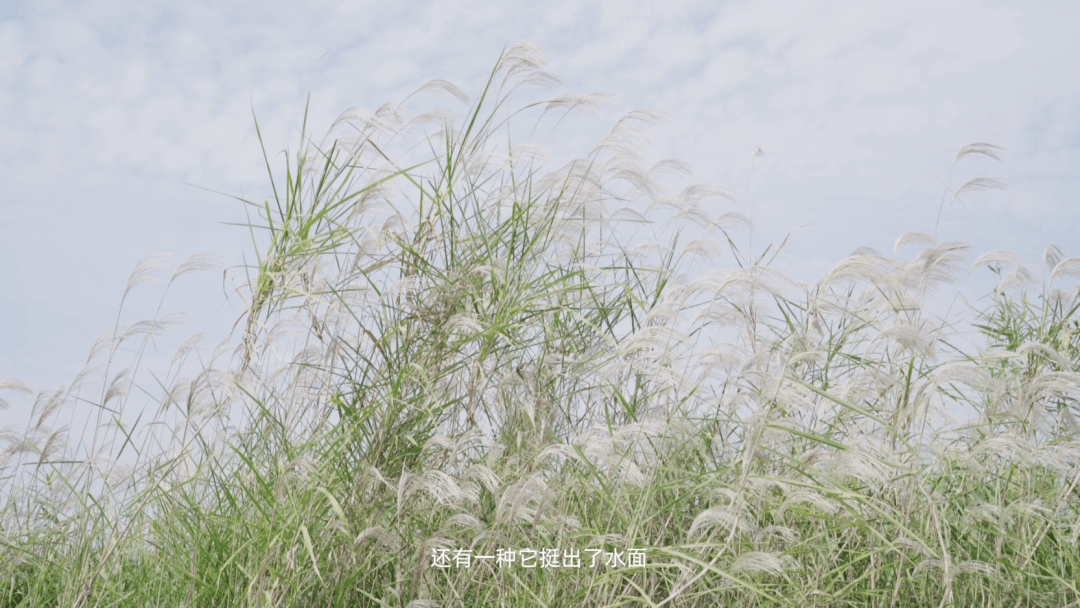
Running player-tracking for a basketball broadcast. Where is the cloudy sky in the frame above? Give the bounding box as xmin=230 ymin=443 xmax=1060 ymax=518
xmin=1 ymin=0 xmax=1078 ymax=425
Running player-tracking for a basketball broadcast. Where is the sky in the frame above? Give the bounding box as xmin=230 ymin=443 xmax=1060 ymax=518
xmin=1 ymin=0 xmax=1078 ymax=428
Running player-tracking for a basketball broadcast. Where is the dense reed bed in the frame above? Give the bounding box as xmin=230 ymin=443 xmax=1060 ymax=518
xmin=2 ymin=43 xmax=1078 ymax=607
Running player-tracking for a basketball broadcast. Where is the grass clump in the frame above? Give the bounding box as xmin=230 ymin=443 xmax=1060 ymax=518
xmin=1 ymin=42 xmax=1079 ymax=607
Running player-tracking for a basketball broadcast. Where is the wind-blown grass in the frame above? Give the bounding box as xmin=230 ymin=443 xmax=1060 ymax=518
xmin=1 ymin=42 xmax=1078 ymax=608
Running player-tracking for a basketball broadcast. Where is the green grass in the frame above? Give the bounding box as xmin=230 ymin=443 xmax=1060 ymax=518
xmin=2 ymin=42 xmax=1078 ymax=607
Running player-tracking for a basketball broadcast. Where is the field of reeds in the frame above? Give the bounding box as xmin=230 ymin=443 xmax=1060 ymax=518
xmin=2 ymin=42 xmax=1078 ymax=607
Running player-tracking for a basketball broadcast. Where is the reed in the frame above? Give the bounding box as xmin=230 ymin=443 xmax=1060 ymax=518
xmin=1 ymin=42 xmax=1077 ymax=607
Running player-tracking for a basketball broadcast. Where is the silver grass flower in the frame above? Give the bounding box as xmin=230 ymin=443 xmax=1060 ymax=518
xmin=0 ymin=378 xmax=33 ymax=394
xmin=407 ymin=78 xmax=471 ymax=106
xmin=953 ymin=176 xmax=1008 ymax=199
xmin=689 ymin=504 xmax=754 ymax=538
xmin=170 ymin=252 xmax=222 ymax=283
xmin=731 ymin=551 xmax=790 ymax=576
xmin=32 ymin=388 xmax=67 ymax=430
xmin=122 ymin=252 xmax=172 ymax=300
xmin=590 ymin=108 xmax=666 ymax=161
xmin=1049 ymin=257 xmax=1080 ymax=285
xmin=779 ymin=490 xmax=840 ymax=516
xmin=954 ymin=142 xmax=1005 ymax=164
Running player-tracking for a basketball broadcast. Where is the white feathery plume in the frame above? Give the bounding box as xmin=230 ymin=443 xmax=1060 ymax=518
xmin=912 ymin=558 xmax=946 ymax=576
xmin=1049 ymin=257 xmax=1080 ymax=286
xmin=621 ymin=325 xmax=689 ymax=358
xmin=1033 ymin=442 xmax=1080 ymax=473
xmin=508 ymin=141 xmax=548 ymax=167
xmin=779 ymin=490 xmax=841 ymax=516
xmin=966 ymin=502 xmax=1002 ymax=524
xmin=829 ymin=448 xmax=892 ymax=487
xmin=954 ymin=560 xmax=997 ymax=576
xmin=169 ymin=333 xmax=203 ymax=372
xmin=374 ymin=102 xmax=405 ymax=129
xmin=496 ymin=473 xmax=548 ymax=525
xmin=464 ymin=464 xmax=500 ymax=495
xmin=103 ymin=369 xmax=131 ymax=407
xmin=1043 ymin=244 xmax=1065 ymax=272
xmin=616 ymin=459 xmax=646 ymax=487
xmin=208 ymin=334 xmax=236 ymax=369
xmin=954 ymin=142 xmax=1005 ymax=164
xmin=105 ymin=462 xmax=133 ymax=487
xmin=33 ymin=389 xmax=67 ymax=430
xmin=116 ymin=314 xmax=187 ymax=348
xmin=354 ymin=526 xmax=399 ymax=551
xmin=330 ymin=106 xmax=401 ymax=138
xmin=1017 ymin=342 xmax=1073 ymax=372
xmin=756 ymin=525 xmax=799 ymax=545
xmin=536 ymin=443 xmax=584 ymax=467
xmin=894 ymin=537 xmax=933 ymax=557
xmin=416 ymin=470 xmax=463 ymax=507
xmin=953 ymin=177 xmax=1007 ymax=199
xmin=649 ymin=158 xmax=693 ymax=178
xmin=689 ymin=504 xmax=754 ymax=538
xmin=442 ymin=513 xmax=484 ymax=531
xmin=679 ymin=183 xmax=739 ymax=208
xmin=743 ymin=475 xmax=788 ymax=498
xmin=849 ymin=246 xmax=883 ymax=257
xmin=628 ymin=240 xmax=673 ymax=256
xmin=731 ymin=551 xmax=789 ymax=576
xmin=37 ymin=426 xmax=68 ymax=467
xmin=680 ymin=238 xmax=726 ymax=264
xmin=407 ymin=79 xmax=471 ymax=105
xmin=913 ymin=241 xmax=970 ymax=290
xmin=402 ymin=109 xmax=458 ymax=133
xmin=170 ymin=252 xmax=223 ymax=283
xmin=590 ymin=108 xmax=666 ymax=160
xmin=607 ymin=206 xmax=649 ymax=225
xmin=971 ymin=249 xmax=1023 ymax=272
xmin=541 ymin=91 xmax=615 ymax=118
xmin=4 ymin=438 xmax=35 ymax=457
xmin=894 ymin=231 xmax=936 ymax=257
xmin=686 ymin=266 xmax=795 ymax=301
xmin=604 ymin=160 xmax=663 ymax=200
xmin=996 ymin=265 xmax=1036 ymax=292
xmin=423 ymin=434 xmax=455 ymax=453
xmin=123 ymin=252 xmax=172 ymax=300
xmin=0 ymin=379 xmax=33 ymax=394
xmin=1002 ymin=499 xmax=1050 ymax=522
xmin=496 ymin=41 xmax=560 ymax=89
xmin=972 ymin=433 xmax=1032 ymax=464
xmin=872 ymin=321 xmax=938 ymax=359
